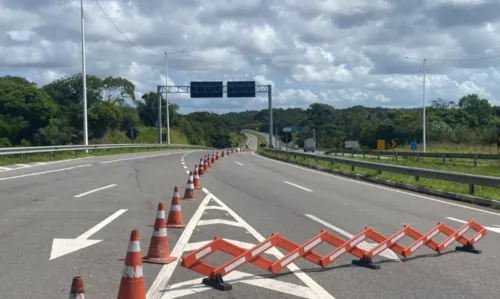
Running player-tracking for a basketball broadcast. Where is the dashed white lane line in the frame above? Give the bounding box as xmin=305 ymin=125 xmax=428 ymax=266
xmin=283 ymin=180 xmax=313 ymax=192
xmin=252 ymin=151 xmax=500 ymax=217
xmin=235 ymin=161 xmax=244 ymax=166
xmin=74 ymin=184 xmax=117 ymax=198
xmin=0 ymin=164 xmax=92 ymax=181
xmin=183 ymin=165 xmax=187 ymax=169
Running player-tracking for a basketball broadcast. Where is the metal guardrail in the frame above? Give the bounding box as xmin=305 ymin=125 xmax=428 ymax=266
xmin=264 ymin=149 xmax=500 ymax=195
xmin=0 ymin=144 xmax=211 ymax=156
xmin=323 ymin=149 xmax=500 ymax=166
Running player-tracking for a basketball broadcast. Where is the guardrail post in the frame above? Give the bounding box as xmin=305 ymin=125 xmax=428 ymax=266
xmin=469 ymin=184 xmax=475 ymax=195
xmin=351 ymin=165 xmax=355 ymax=171
xmin=415 ymin=176 xmax=419 ymax=182
xmin=377 ymin=152 xmax=380 ymax=160
xmin=442 ymin=155 xmax=446 ymax=165
xmin=26 ymin=153 xmax=30 ymax=161
xmin=474 ymin=155 xmax=478 ymax=168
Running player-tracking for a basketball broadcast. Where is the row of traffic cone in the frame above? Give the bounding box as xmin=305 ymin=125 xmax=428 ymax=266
xmin=67 ymin=149 xmax=237 ymax=299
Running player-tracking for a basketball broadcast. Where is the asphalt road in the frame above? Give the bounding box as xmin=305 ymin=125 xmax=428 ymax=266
xmin=1 ymin=136 xmax=500 ymax=299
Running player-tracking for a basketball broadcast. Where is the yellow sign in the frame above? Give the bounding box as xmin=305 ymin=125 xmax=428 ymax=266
xmin=317 ymin=141 xmax=321 ymax=148
xmin=377 ymin=140 xmax=385 ymax=150
xmin=338 ymin=140 xmax=343 ymax=148
xmin=391 ymin=139 xmax=397 ymax=149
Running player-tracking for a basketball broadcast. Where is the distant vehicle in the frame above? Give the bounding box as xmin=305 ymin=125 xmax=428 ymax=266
xmin=304 ymin=138 xmax=316 ymax=153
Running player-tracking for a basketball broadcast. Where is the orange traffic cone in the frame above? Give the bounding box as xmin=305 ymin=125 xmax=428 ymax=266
xmin=193 ymin=167 xmax=201 ymax=189
xmin=206 ymin=155 xmax=211 ymax=168
xmin=198 ymin=160 xmax=204 ymax=176
xmin=222 ymin=150 xmax=225 ymax=158
xmin=183 ymin=172 xmax=196 ymax=200
xmin=166 ymin=186 xmax=186 ymax=228
xmin=143 ymin=203 xmax=177 ymax=264
xmin=117 ymin=229 xmax=146 ymax=299
xmin=211 ymin=154 xmax=215 ymax=164
xmin=203 ymin=157 xmax=209 ymax=172
xmin=216 ymin=151 xmax=220 ymax=160
xmin=69 ymin=276 xmax=85 ymax=299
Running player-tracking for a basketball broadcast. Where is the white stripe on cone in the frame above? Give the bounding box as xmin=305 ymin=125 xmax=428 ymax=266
xmin=187 ymin=183 xmax=194 ymax=189
xmin=122 ymin=265 xmax=144 ymax=278
xmin=173 ymin=192 xmax=180 ymax=197
xmin=156 ymin=210 xmax=166 ymax=219
xmin=127 ymin=241 xmax=140 ymax=252
xmin=153 ymin=228 xmax=167 ymax=237
xmin=170 ymin=205 xmax=181 ymax=212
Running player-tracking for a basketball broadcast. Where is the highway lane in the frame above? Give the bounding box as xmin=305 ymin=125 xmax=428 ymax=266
xmin=0 ymin=149 xmax=211 ymax=299
xmin=165 ymin=146 xmax=500 ymax=299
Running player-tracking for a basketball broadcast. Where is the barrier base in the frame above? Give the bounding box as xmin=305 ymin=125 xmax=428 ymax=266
xmin=352 ymin=257 xmax=381 ymax=270
xmin=455 ymin=244 xmax=482 ymax=254
xmin=202 ymin=273 xmax=232 ymax=291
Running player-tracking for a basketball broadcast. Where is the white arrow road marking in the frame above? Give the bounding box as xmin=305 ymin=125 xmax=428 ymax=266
xmin=235 ymin=161 xmax=244 ymax=166
xmin=49 ymin=209 xmax=127 ymax=260
xmin=305 ymin=214 xmax=401 ymax=262
xmin=446 ymin=217 xmax=500 ymax=234
xmin=284 ymin=180 xmax=313 ymax=192
xmin=74 ymin=184 xmax=117 ymax=198
xmin=147 ymin=189 xmax=336 ymax=299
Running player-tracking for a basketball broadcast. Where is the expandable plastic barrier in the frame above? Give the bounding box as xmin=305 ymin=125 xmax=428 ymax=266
xmin=181 ymin=219 xmax=486 ymax=291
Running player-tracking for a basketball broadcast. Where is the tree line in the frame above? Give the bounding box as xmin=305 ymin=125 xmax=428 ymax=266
xmin=1 ymin=73 xmax=499 ymax=150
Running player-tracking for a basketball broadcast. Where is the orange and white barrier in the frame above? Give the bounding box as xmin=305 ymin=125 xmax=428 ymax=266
xmin=193 ymin=167 xmax=201 ymax=189
xmin=204 ymin=157 xmax=209 ymax=171
xmin=181 ymin=219 xmax=486 ymax=291
xmin=198 ymin=160 xmax=204 ymax=176
xmin=117 ymin=229 xmax=146 ymax=299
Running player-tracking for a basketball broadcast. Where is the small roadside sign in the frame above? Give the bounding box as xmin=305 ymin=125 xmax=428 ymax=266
xmin=283 ymin=127 xmax=292 ymax=133
xmin=410 ymin=141 xmax=417 ymax=151
xmin=126 ymin=127 xmax=139 ymax=141
xmin=345 ymin=141 xmax=359 ymax=149
xmin=377 ymin=139 xmax=385 ymax=150
xmin=391 ymin=139 xmax=397 ymax=149
xmin=338 ymin=140 xmax=343 ymax=148
xmin=292 ymin=127 xmax=304 ymax=133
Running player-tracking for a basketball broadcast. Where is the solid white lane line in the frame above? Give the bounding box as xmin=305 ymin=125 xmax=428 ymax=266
xmin=446 ymin=217 xmax=500 ymax=234
xmin=305 ymin=214 xmax=400 ymax=261
xmin=76 ymin=209 xmax=127 ymax=240
xmin=147 ymin=193 xmax=212 ymax=299
xmin=0 ymin=166 xmax=12 ymax=170
xmin=235 ymin=161 xmax=244 ymax=166
xmin=0 ymin=164 xmax=92 ymax=181
xmin=253 ymin=152 xmax=500 ymax=217
xmin=283 ymin=180 xmax=313 ymax=192
xmin=99 ymin=152 xmax=180 ymax=164
xmin=74 ymin=184 xmax=117 ymax=198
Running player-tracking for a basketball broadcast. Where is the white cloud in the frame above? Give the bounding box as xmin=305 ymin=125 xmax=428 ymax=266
xmin=1 ymin=0 xmax=500 ymax=114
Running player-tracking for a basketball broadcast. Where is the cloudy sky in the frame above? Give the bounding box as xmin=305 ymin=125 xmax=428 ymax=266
xmin=1 ymin=0 xmax=500 ymax=114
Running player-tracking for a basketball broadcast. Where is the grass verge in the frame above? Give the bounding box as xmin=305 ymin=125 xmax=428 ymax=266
xmin=254 ymin=133 xmax=268 ymax=148
xmin=0 ymin=146 xmax=208 ymax=167
xmin=259 ymin=150 xmax=500 ymax=202
xmin=327 ymin=152 xmax=500 ymax=177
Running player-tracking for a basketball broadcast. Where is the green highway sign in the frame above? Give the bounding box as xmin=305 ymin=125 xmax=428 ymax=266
xmin=292 ymin=127 xmax=304 ymax=132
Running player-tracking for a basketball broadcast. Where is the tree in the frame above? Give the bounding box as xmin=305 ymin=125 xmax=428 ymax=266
xmin=458 ymin=94 xmax=492 ymax=127
xmin=101 ymin=76 xmax=136 ymax=105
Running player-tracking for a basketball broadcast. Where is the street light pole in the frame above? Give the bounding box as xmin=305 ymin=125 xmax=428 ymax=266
xmin=80 ymin=0 xmax=88 ymax=147
xmin=164 ymin=50 xmax=186 ymax=145
xmin=404 ymin=56 xmax=427 ymax=153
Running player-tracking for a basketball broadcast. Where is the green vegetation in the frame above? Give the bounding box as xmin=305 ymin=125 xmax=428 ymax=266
xmin=238 ymin=96 xmax=499 ymax=152
xmin=260 ymin=150 xmax=500 ymax=201
xmin=254 ymin=133 xmax=268 ymax=148
xmin=0 ymin=74 xmax=246 ymax=150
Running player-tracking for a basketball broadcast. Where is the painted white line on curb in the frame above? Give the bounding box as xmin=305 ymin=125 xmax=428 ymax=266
xmin=0 ymin=166 xmax=12 ymax=170
xmin=74 ymin=184 xmax=117 ymax=198
xmin=15 ymin=164 xmax=31 ymax=168
xmin=0 ymin=164 xmax=92 ymax=181
xmin=284 ymin=180 xmax=313 ymax=192
xmin=235 ymin=161 xmax=244 ymax=166
xmin=252 ymin=152 xmax=500 ymax=217
xmin=305 ymin=214 xmax=400 ymax=262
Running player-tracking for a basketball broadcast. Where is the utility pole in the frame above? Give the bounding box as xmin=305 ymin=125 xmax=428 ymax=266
xmin=164 ymin=50 xmax=186 ymax=145
xmin=404 ymin=56 xmax=427 ymax=153
xmin=80 ymin=0 xmax=88 ymax=148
